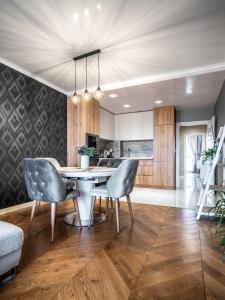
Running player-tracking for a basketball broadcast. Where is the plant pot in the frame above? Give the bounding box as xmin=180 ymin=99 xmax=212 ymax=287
xmin=80 ymin=155 xmax=89 ymax=169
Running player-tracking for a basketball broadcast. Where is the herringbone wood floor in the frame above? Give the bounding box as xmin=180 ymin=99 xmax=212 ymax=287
xmin=0 ymin=200 xmax=224 ymax=299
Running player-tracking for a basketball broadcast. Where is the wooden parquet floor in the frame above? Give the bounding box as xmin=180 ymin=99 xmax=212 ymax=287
xmin=0 ymin=200 xmax=225 ymax=300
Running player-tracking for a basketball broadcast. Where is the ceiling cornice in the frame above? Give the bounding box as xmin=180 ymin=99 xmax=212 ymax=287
xmin=0 ymin=57 xmax=67 ymax=95
xmin=68 ymin=62 xmax=225 ymax=95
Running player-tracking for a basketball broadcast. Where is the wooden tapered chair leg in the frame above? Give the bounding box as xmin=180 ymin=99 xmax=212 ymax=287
xmin=73 ymin=198 xmax=82 ymax=231
xmin=88 ymin=196 xmax=96 ymax=228
xmin=126 ymin=195 xmax=134 ymax=223
xmin=99 ymin=197 xmax=102 ymax=212
xmin=115 ymin=198 xmax=120 ymax=234
xmin=106 ymin=197 xmax=109 ymax=219
xmin=36 ymin=201 xmax=41 ymax=214
xmin=51 ymin=203 xmax=57 ymax=243
xmin=110 ymin=198 xmax=113 ymax=212
xmin=29 ymin=200 xmax=37 ymax=234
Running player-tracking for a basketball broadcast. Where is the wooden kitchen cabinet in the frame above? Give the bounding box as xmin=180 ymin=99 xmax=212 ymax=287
xmin=67 ymin=97 xmax=99 ymax=166
xmin=152 ymin=106 xmax=175 ymax=189
xmin=135 ymin=160 xmax=153 ymax=187
xmin=153 ymin=106 xmax=175 ymax=126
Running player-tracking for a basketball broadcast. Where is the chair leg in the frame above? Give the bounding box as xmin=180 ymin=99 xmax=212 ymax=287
xmin=29 ymin=200 xmax=37 ymax=234
xmin=73 ymin=198 xmax=82 ymax=231
xmin=115 ymin=198 xmax=120 ymax=234
xmin=106 ymin=197 xmax=109 ymax=219
xmin=36 ymin=201 xmax=41 ymax=214
xmin=99 ymin=196 xmax=102 ymax=212
xmin=126 ymin=195 xmax=134 ymax=223
xmin=88 ymin=196 xmax=96 ymax=228
xmin=110 ymin=198 xmax=113 ymax=212
xmin=51 ymin=203 xmax=57 ymax=243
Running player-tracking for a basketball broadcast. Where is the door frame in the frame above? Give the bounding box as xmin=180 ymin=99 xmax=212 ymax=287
xmin=184 ymin=132 xmax=206 ymax=175
xmin=176 ymin=120 xmax=210 ymax=188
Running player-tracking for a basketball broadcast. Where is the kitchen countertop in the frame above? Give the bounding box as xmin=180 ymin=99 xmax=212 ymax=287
xmin=100 ymin=157 xmax=153 ymax=160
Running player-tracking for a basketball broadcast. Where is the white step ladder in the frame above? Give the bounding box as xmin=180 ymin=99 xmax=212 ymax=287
xmin=196 ymin=125 xmax=225 ymax=220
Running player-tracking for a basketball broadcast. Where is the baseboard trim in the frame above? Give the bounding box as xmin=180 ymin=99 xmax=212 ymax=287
xmin=0 ymin=202 xmax=33 ymax=216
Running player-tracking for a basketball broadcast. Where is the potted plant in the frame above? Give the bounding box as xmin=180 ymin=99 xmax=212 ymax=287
xmin=209 ymin=191 xmax=225 ymax=260
xmin=77 ymin=145 xmax=95 ymax=169
xmin=201 ymin=146 xmax=218 ymax=163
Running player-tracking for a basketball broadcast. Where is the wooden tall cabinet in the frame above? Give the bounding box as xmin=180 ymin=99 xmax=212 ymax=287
xmin=153 ymin=106 xmax=175 ymax=189
xmin=67 ymin=97 xmax=99 ymax=167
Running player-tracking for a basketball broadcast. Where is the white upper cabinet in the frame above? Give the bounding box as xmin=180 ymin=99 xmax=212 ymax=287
xmin=115 ymin=111 xmax=153 ymax=140
xmin=142 ymin=111 xmax=153 ymax=139
xmin=99 ymin=108 xmax=115 ymax=140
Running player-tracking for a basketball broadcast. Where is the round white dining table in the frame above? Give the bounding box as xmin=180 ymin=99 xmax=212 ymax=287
xmin=59 ymin=166 xmax=116 ymax=226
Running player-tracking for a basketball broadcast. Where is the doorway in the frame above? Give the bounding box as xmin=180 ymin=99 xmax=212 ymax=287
xmin=184 ymin=133 xmax=206 ymax=176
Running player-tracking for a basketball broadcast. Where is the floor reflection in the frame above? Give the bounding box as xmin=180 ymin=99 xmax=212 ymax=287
xmin=129 ymin=173 xmax=201 ymax=209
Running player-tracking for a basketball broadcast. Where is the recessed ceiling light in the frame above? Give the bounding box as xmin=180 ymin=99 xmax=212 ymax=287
xmin=97 ymin=3 xmax=101 ymax=10
xmin=154 ymin=100 xmax=163 ymax=104
xmin=73 ymin=13 xmax=79 ymax=22
xmin=109 ymin=93 xmax=118 ymax=98
xmin=84 ymin=8 xmax=89 ymax=16
xmin=123 ymin=104 xmax=131 ymax=108
xmin=186 ymin=78 xmax=193 ymax=95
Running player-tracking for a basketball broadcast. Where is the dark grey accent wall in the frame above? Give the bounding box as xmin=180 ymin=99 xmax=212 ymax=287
xmin=0 ymin=63 xmax=67 ymax=209
xmin=214 ymin=80 xmax=225 ymax=184
xmin=176 ymin=107 xmax=214 ymax=123
xmin=214 ymin=80 xmax=225 ymax=134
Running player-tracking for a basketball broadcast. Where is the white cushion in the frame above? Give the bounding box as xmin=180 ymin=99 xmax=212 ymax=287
xmin=0 ymin=221 xmax=24 ymax=257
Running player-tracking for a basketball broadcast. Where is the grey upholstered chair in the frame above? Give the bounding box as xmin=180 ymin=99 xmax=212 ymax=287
xmin=23 ymin=158 xmax=81 ymax=243
xmin=97 ymin=158 xmax=123 ymax=212
xmin=97 ymin=158 xmax=122 ymax=168
xmin=89 ymin=159 xmax=139 ymax=233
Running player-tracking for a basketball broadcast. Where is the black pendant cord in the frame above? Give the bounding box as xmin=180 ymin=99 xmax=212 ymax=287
xmin=85 ymin=56 xmax=88 ymax=91
xmin=74 ymin=60 xmax=77 ymax=93
xmin=98 ymin=52 xmax=100 ymax=88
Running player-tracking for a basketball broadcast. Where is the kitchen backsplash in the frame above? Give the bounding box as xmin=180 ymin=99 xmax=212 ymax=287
xmin=121 ymin=140 xmax=153 ymax=157
xmin=99 ymin=139 xmax=153 ymax=158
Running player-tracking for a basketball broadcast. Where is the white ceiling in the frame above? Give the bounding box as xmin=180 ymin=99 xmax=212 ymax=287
xmin=0 ymin=0 xmax=225 ymax=112
xmin=100 ymin=71 xmax=225 ymax=114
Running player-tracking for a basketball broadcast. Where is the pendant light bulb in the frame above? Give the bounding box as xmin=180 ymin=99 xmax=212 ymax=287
xmin=73 ymin=92 xmax=79 ymax=103
xmin=83 ymin=89 xmax=90 ymax=100
xmin=95 ymin=86 xmax=103 ymax=99
xmin=95 ymin=52 xmax=103 ymax=100
xmin=83 ymin=56 xmax=90 ymax=100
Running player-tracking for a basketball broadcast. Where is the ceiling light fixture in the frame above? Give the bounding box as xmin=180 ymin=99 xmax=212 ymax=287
xmin=109 ymin=93 xmax=118 ymax=98
xmin=83 ymin=56 xmax=90 ymax=100
xmin=154 ymin=100 xmax=163 ymax=104
xmin=73 ymin=12 xmax=79 ymax=22
xmin=186 ymin=78 xmax=193 ymax=95
xmin=72 ymin=60 xmax=79 ymax=103
xmin=123 ymin=104 xmax=131 ymax=108
xmin=97 ymin=3 xmax=101 ymax=10
xmin=73 ymin=49 xmax=102 ymax=102
xmin=84 ymin=8 xmax=89 ymax=16
xmin=94 ymin=52 xmax=103 ymax=100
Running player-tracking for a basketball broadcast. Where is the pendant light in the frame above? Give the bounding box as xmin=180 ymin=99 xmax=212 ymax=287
xmin=95 ymin=52 xmax=103 ymax=100
xmin=83 ymin=56 xmax=90 ymax=100
xmin=72 ymin=60 xmax=79 ymax=103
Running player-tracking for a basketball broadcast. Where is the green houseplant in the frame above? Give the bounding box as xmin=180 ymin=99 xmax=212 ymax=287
xmin=77 ymin=145 xmax=95 ymax=169
xmin=209 ymin=191 xmax=225 ymax=260
xmin=201 ymin=147 xmax=217 ymax=162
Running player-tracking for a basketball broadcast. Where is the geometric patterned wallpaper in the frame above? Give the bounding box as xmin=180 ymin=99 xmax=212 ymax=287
xmin=0 ymin=63 xmax=67 ymax=208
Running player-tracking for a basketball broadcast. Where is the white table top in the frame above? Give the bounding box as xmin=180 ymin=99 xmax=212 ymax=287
xmin=59 ymin=166 xmax=116 ymax=178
